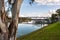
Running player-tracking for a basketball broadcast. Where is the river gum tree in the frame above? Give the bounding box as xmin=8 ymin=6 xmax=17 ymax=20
xmin=0 ymin=0 xmax=34 ymax=40
xmin=0 ymin=0 xmax=23 ymax=40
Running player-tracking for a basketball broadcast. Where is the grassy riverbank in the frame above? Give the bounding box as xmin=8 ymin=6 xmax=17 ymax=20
xmin=17 ymin=22 xmax=60 ymax=40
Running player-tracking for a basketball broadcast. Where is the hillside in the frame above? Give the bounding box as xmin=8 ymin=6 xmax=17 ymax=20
xmin=17 ymin=22 xmax=60 ymax=40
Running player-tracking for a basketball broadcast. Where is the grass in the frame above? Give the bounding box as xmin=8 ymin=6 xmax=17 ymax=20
xmin=17 ymin=22 xmax=60 ymax=40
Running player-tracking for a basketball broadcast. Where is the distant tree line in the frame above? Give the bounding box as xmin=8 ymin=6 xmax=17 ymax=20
xmin=7 ymin=17 xmax=31 ymax=23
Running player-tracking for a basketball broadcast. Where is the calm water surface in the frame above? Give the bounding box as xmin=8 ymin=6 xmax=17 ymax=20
xmin=17 ymin=23 xmax=44 ymax=37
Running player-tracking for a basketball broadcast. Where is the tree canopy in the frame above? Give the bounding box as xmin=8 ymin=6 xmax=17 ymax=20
xmin=56 ymin=9 xmax=60 ymax=16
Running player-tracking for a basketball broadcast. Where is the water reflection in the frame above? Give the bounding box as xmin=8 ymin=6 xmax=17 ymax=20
xmin=17 ymin=23 xmax=47 ymax=37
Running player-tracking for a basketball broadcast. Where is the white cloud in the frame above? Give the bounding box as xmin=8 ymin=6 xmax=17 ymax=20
xmin=35 ymin=0 xmax=60 ymax=5
xmin=49 ymin=10 xmax=56 ymax=13
xmin=19 ymin=15 xmax=25 ymax=17
xmin=20 ymin=12 xmax=50 ymax=17
xmin=48 ymin=9 xmax=58 ymax=17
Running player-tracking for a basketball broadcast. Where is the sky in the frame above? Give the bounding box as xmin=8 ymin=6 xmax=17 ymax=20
xmin=5 ymin=0 xmax=60 ymax=17
xmin=20 ymin=0 xmax=60 ymax=17
xmin=35 ymin=0 xmax=60 ymax=5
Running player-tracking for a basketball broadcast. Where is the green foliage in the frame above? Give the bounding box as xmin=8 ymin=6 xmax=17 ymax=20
xmin=56 ymin=9 xmax=60 ymax=16
xmin=29 ymin=0 xmax=34 ymax=5
xmin=19 ymin=17 xmax=31 ymax=23
xmin=17 ymin=22 xmax=60 ymax=40
xmin=51 ymin=14 xmax=58 ymax=23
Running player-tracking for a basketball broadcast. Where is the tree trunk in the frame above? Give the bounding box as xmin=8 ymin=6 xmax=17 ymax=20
xmin=0 ymin=0 xmax=23 ymax=40
xmin=0 ymin=0 xmax=8 ymax=40
xmin=8 ymin=0 xmax=23 ymax=40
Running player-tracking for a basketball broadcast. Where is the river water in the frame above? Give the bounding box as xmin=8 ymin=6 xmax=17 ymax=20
xmin=17 ymin=23 xmax=47 ymax=37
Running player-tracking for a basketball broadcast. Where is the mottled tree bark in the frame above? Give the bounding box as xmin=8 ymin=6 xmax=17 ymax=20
xmin=8 ymin=0 xmax=23 ymax=40
xmin=0 ymin=0 xmax=23 ymax=40
xmin=0 ymin=0 xmax=8 ymax=40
